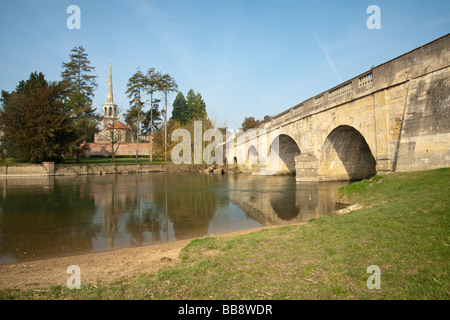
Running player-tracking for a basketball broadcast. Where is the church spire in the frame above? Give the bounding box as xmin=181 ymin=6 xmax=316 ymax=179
xmin=106 ymin=62 xmax=114 ymax=104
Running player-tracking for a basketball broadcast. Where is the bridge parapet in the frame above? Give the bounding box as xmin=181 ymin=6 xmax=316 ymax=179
xmin=259 ymin=34 xmax=449 ymax=136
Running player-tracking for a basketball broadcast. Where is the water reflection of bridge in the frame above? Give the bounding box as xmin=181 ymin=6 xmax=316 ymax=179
xmin=228 ymin=175 xmax=349 ymax=226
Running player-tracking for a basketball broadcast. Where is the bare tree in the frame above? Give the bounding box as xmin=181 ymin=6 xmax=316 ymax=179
xmin=97 ymin=107 xmax=128 ymax=162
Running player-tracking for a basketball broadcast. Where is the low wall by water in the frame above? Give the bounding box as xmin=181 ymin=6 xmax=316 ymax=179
xmin=0 ymin=162 xmax=165 ymax=177
xmin=0 ymin=164 xmax=50 ymax=176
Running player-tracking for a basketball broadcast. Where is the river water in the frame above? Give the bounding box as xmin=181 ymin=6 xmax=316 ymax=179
xmin=0 ymin=173 xmax=349 ymax=265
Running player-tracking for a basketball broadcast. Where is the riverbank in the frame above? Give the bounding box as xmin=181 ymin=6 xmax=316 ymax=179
xmin=0 ymin=224 xmax=295 ymax=292
xmin=0 ymin=162 xmax=162 ymax=177
xmin=0 ymin=162 xmax=216 ymax=177
xmin=1 ymin=168 xmax=449 ymax=299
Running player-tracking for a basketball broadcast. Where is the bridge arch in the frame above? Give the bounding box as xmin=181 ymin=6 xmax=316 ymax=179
xmin=247 ymin=145 xmax=258 ymax=164
xmin=318 ymin=125 xmax=376 ymax=181
xmin=269 ymin=134 xmax=301 ymax=175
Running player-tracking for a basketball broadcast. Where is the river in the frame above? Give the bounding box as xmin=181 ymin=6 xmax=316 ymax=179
xmin=0 ymin=172 xmax=349 ymax=265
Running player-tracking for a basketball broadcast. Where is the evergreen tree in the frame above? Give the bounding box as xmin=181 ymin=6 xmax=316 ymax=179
xmin=158 ymin=73 xmax=178 ymax=162
xmin=141 ymin=104 xmax=163 ymax=134
xmin=145 ymin=68 xmax=163 ymax=162
xmin=124 ymin=106 xmax=140 ymax=138
xmin=15 ymin=71 xmax=47 ymax=95
xmin=171 ymin=89 xmax=207 ymax=125
xmin=126 ymin=72 xmax=145 ymax=100
xmin=186 ymin=89 xmax=207 ymax=121
xmin=125 ymin=69 xmax=147 ymax=161
xmin=0 ymin=73 xmax=76 ymax=163
xmin=60 ymin=45 xmax=99 ymax=150
xmin=171 ymin=92 xmax=188 ymax=124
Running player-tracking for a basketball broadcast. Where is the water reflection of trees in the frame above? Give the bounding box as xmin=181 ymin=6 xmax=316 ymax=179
xmin=0 ymin=174 xmax=222 ymax=264
xmin=124 ymin=197 xmax=164 ymax=246
xmin=95 ymin=173 xmax=220 ymax=248
xmin=0 ymin=177 xmax=99 ymax=263
xmin=151 ymin=174 xmax=220 ymax=240
xmin=92 ymin=175 xmax=158 ymax=249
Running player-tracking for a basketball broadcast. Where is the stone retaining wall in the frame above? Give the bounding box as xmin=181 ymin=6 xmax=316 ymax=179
xmin=0 ymin=163 xmax=165 ymax=177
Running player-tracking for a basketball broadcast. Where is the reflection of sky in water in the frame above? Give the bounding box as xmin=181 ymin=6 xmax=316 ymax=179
xmin=0 ymin=174 xmax=348 ymax=264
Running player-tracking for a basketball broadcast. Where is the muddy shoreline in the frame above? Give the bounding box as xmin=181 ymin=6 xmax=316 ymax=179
xmin=0 ymin=224 xmax=302 ymax=290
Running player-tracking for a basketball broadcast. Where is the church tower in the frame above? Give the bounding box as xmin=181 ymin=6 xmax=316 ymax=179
xmin=89 ymin=62 xmax=138 ymax=153
xmin=94 ymin=63 xmax=121 ymax=143
xmin=101 ymin=63 xmax=118 ymax=128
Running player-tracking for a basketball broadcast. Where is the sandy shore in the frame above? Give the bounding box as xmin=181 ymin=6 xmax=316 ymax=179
xmin=0 ymin=224 xmax=298 ymax=290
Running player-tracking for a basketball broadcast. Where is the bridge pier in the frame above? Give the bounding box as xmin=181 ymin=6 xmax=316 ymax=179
xmin=375 ymin=158 xmax=394 ymax=175
xmin=295 ymin=154 xmax=319 ymax=182
xmin=295 ymin=155 xmax=394 ymax=182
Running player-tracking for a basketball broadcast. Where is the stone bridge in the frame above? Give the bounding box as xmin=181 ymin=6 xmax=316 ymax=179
xmin=231 ymin=34 xmax=450 ymax=181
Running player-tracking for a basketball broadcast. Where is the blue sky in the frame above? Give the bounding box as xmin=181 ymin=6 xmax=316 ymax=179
xmin=0 ymin=0 xmax=449 ymax=129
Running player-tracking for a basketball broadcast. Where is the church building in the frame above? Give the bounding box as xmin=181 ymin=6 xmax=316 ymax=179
xmin=94 ymin=63 xmax=132 ymax=144
xmin=84 ymin=63 xmax=151 ymax=158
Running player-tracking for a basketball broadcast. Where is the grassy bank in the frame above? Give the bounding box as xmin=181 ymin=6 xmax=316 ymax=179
xmin=1 ymin=168 xmax=449 ymax=299
xmin=0 ymin=157 xmax=164 ymax=166
xmin=63 ymin=156 xmax=164 ymax=165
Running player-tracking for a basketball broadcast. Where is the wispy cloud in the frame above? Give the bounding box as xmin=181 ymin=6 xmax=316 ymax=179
xmin=312 ymin=31 xmax=342 ymax=83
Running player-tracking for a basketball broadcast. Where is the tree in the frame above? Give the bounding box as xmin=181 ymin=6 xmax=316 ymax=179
xmin=144 ymin=68 xmax=162 ymax=162
xmin=125 ymin=67 xmax=178 ymax=162
xmin=262 ymin=115 xmax=272 ymax=123
xmin=141 ymin=103 xmax=163 ymax=134
xmin=171 ymin=92 xmax=188 ymax=124
xmin=60 ymin=45 xmax=99 ymax=160
xmin=241 ymin=116 xmax=261 ymax=132
xmin=171 ymin=89 xmax=207 ymax=125
xmin=152 ymin=118 xmax=182 ymax=162
xmin=15 ymin=71 xmax=47 ymax=94
xmin=0 ymin=73 xmax=76 ymax=163
xmin=96 ymin=107 xmax=127 ymax=162
xmin=124 ymin=106 xmax=140 ymax=139
xmin=0 ymin=71 xmax=49 ymax=158
xmin=158 ymin=73 xmax=178 ymax=162
xmin=125 ymin=69 xmax=147 ymax=162
xmin=163 ymin=88 xmax=212 ymax=165
xmin=186 ymin=89 xmax=206 ymax=121
xmin=154 ymin=116 xmax=215 ymax=165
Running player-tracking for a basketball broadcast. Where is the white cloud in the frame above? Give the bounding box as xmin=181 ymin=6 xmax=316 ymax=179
xmin=312 ymin=31 xmax=343 ymax=83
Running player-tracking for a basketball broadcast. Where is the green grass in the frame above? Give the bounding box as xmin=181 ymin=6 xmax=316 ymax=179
xmin=0 ymin=156 xmax=164 ymax=166
xmin=63 ymin=156 xmax=164 ymax=165
xmin=0 ymin=158 xmax=29 ymax=166
xmin=1 ymin=168 xmax=449 ymax=300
